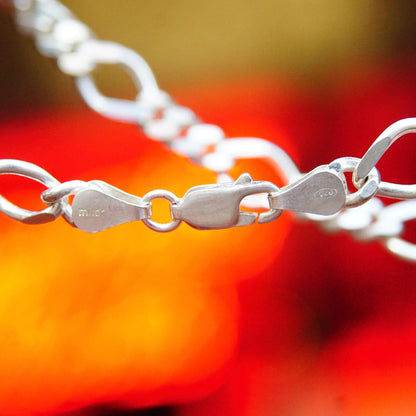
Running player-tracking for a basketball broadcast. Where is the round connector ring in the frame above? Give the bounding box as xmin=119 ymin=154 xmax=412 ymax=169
xmin=142 ymin=190 xmax=182 ymax=232
xmin=329 ymin=157 xmax=380 ymax=208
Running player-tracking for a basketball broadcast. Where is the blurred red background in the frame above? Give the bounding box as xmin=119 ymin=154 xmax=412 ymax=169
xmin=1 ymin=1 xmax=416 ymax=415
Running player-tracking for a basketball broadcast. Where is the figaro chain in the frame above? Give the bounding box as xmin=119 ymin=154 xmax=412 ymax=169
xmin=1 ymin=0 xmax=416 ymax=262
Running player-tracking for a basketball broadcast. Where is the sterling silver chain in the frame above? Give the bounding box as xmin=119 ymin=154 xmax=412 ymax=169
xmin=2 ymin=0 xmax=416 ymax=262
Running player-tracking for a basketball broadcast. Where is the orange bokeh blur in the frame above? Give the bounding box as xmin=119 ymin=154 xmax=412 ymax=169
xmin=2 ymin=1 xmax=416 ymax=414
xmin=0 ymin=80 xmax=294 ymax=415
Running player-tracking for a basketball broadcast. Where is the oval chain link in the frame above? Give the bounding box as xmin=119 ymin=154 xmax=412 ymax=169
xmin=3 ymin=0 xmax=415 ymax=261
xmin=0 ymin=159 xmax=65 ymax=224
xmin=354 ymin=118 xmax=416 ymax=200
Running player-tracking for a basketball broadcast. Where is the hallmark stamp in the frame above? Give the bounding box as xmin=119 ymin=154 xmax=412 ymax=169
xmin=314 ymin=188 xmax=338 ymax=200
xmin=78 ymin=208 xmax=105 ymax=217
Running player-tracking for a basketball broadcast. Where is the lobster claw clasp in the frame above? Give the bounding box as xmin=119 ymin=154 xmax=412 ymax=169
xmin=170 ymin=173 xmax=282 ymax=230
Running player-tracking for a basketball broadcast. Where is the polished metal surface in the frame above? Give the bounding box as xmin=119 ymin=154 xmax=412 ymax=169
xmin=355 ymin=118 xmax=416 ymax=199
xmin=355 ymin=118 xmax=416 ymax=179
xmin=171 ymin=173 xmax=281 ymax=230
xmin=76 ymin=40 xmax=168 ymax=123
xmin=72 ymin=181 xmax=151 ymax=233
xmin=382 ymin=200 xmax=416 ymax=261
xmin=4 ymin=0 xmax=416 ymax=261
xmin=41 ymin=180 xmax=87 ymax=203
xmin=329 ymin=157 xmax=380 ymax=208
xmin=142 ymin=190 xmax=181 ymax=232
xmin=269 ymin=165 xmax=346 ymax=215
xmin=0 ymin=159 xmax=64 ymax=224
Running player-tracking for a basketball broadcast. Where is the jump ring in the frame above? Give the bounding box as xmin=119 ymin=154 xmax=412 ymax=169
xmin=142 ymin=190 xmax=181 ymax=232
xmin=329 ymin=157 xmax=380 ymax=208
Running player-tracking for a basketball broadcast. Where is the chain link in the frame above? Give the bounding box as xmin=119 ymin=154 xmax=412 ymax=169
xmin=0 ymin=159 xmax=65 ymax=224
xmin=141 ymin=190 xmax=182 ymax=233
xmin=329 ymin=157 xmax=380 ymax=208
xmin=1 ymin=0 xmax=415 ymax=261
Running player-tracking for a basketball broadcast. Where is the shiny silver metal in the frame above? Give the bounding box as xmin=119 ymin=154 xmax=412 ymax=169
xmin=385 ymin=236 xmax=416 ymax=262
xmin=329 ymin=157 xmax=380 ymax=208
xmin=41 ymin=179 xmax=88 ymax=226
xmin=171 ymin=173 xmax=281 ymax=230
xmin=325 ymin=198 xmax=384 ymax=232
xmin=205 ymin=138 xmax=301 ymax=211
xmin=355 ymin=118 xmax=416 ymax=199
xmin=142 ymin=190 xmax=182 ymax=232
xmin=269 ymin=165 xmax=347 ymax=215
xmin=171 ymin=124 xmax=223 ymax=157
xmin=72 ymin=181 xmax=151 ymax=233
xmin=377 ymin=182 xmax=416 ymax=200
xmin=382 ymin=200 xmax=416 ymax=261
xmin=75 ymin=40 xmax=169 ymax=123
xmin=41 ymin=180 xmax=87 ymax=203
xmin=208 ymin=138 xmax=301 ymax=183
xmin=352 ymin=199 xmax=416 ymax=242
xmin=0 ymin=159 xmax=63 ymax=224
xmin=6 ymin=0 xmax=416 ymax=261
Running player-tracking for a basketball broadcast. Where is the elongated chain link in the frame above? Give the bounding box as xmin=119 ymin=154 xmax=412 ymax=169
xmin=1 ymin=0 xmax=415 ymax=262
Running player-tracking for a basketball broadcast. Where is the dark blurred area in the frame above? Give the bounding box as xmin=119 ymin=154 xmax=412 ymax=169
xmin=1 ymin=0 xmax=416 ymax=116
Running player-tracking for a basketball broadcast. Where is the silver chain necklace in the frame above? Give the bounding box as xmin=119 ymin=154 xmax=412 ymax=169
xmin=2 ymin=0 xmax=416 ymax=262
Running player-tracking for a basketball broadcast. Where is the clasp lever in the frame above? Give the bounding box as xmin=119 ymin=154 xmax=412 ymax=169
xmin=171 ymin=173 xmax=282 ymax=230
